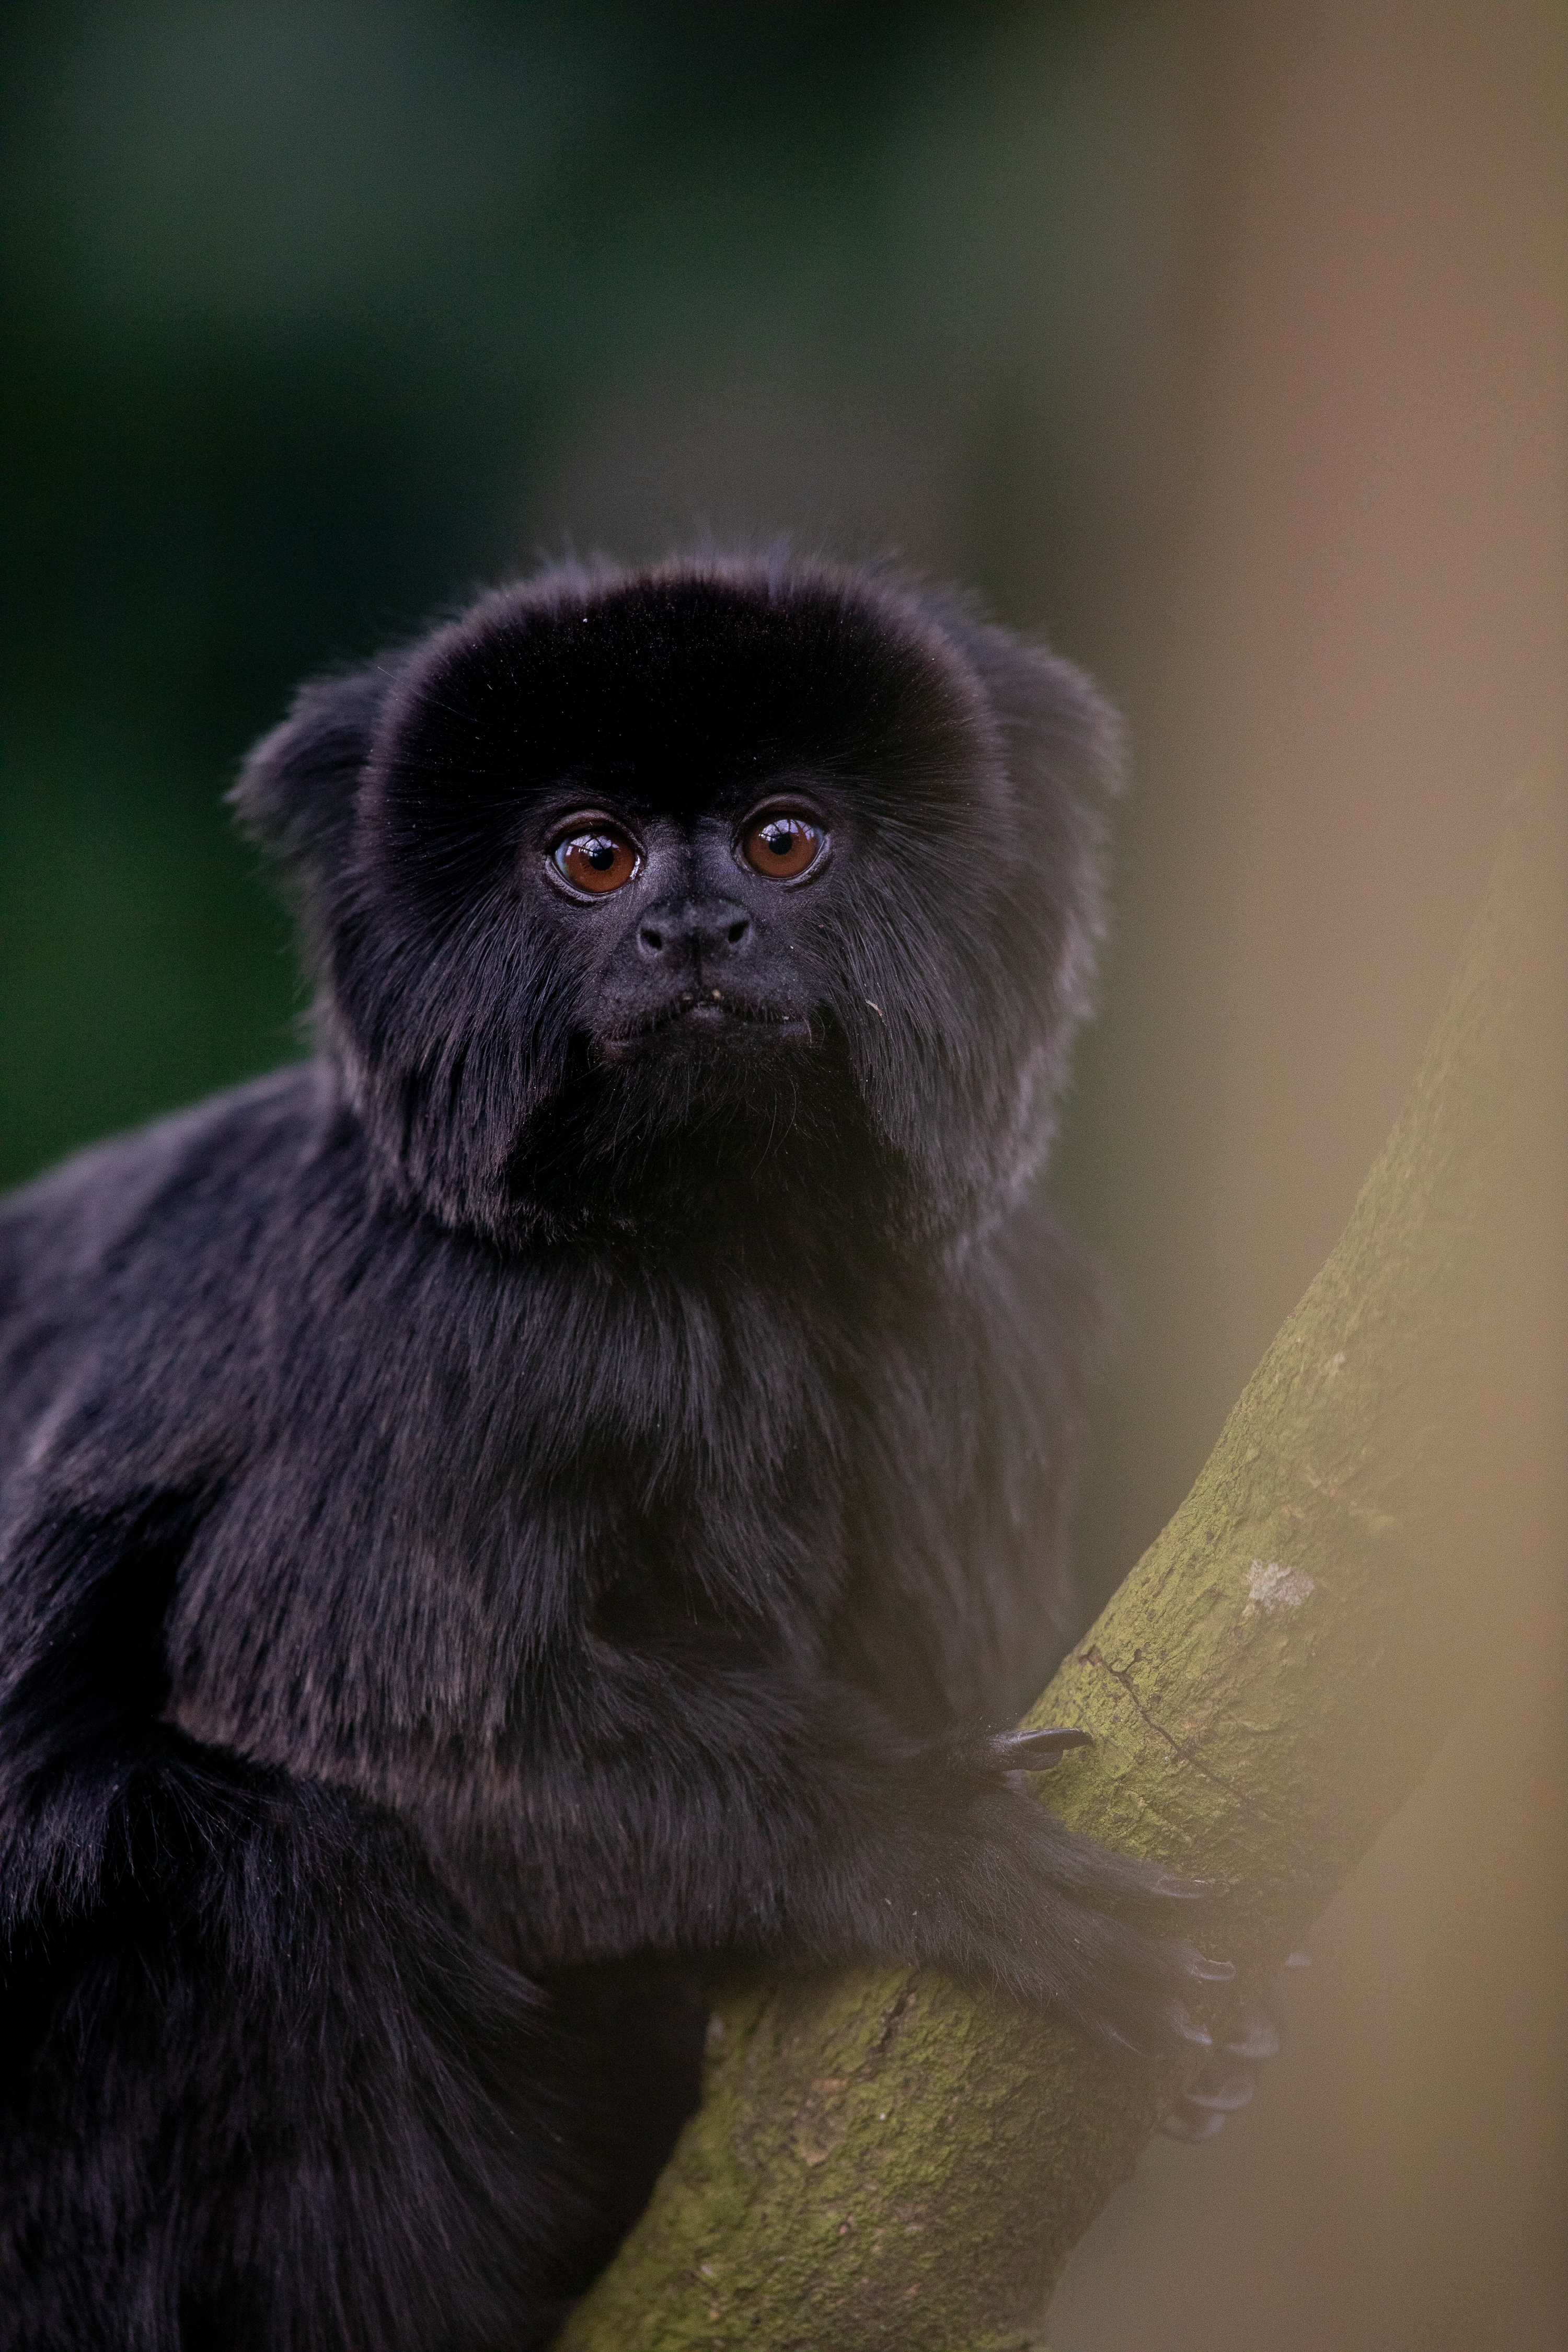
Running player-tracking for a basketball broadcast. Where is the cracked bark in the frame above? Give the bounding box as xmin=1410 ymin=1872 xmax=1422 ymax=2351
xmin=555 ymin=800 xmax=1558 ymax=2352
xmin=1074 ymin=1645 xmax=1227 ymax=1788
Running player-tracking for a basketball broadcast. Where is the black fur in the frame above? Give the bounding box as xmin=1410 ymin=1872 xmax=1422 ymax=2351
xmin=0 ymin=555 xmax=1217 ymax=2349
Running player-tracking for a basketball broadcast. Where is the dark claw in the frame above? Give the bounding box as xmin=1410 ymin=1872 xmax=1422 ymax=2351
xmin=1223 ymin=2009 xmax=1280 ymax=2060
xmin=1160 ymin=2104 xmax=1227 ymax=2142
xmin=1185 ymin=1952 xmax=1236 ymax=1982
xmin=1182 ymin=2070 xmax=1255 ymax=2112
xmin=1160 ymin=2054 xmax=1256 ymax=2141
xmin=989 ymin=1726 xmax=1093 ymax=1772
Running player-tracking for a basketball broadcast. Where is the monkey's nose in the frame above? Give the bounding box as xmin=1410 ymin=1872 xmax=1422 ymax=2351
xmin=636 ymin=899 xmax=753 ymax=961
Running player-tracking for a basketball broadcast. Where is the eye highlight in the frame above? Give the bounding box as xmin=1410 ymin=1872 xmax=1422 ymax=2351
xmin=550 ymin=828 xmax=640 ymax=896
xmin=740 ymin=812 xmax=825 ymax=881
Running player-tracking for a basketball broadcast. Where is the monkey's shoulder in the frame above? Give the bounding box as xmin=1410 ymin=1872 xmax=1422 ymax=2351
xmin=0 ymin=1064 xmax=362 ymax=1475
xmin=1 ymin=1064 xmax=337 ymax=1288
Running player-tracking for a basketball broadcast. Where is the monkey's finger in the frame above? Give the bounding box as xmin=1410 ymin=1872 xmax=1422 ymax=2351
xmin=1172 ymin=2005 xmax=1214 ymax=2047
xmin=1160 ymin=2045 xmax=1264 ymax=2138
xmin=987 ymin=1726 xmax=1092 ymax=1771
xmin=1180 ymin=2068 xmax=1256 ymax=2112
xmin=1223 ymin=2008 xmax=1280 ymax=2060
xmin=1183 ymin=1951 xmax=1236 ymax=1982
xmin=1160 ymin=2104 xmax=1229 ymax=2142
xmin=1091 ymin=1999 xmax=1214 ymax=2062
xmin=1158 ymin=2057 xmax=1257 ymax=2139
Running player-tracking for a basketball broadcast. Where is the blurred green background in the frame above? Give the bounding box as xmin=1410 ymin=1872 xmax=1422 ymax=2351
xmin=1 ymin=0 xmax=1177 ymax=1181
xmin=4 ymin=6 xmax=1565 ymax=2348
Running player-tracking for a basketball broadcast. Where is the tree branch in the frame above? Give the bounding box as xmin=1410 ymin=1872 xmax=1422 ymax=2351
xmin=558 ymin=799 xmax=1554 ymax=2352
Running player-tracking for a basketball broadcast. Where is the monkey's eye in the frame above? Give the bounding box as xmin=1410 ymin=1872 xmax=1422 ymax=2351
xmin=550 ymin=829 xmax=640 ymax=896
xmin=740 ymin=813 xmax=825 ymax=880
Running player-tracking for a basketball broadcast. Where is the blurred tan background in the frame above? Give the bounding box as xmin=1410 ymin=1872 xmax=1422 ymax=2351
xmin=1044 ymin=8 xmax=1568 ymax=2345
xmin=2 ymin=3 xmax=1564 ymax=2345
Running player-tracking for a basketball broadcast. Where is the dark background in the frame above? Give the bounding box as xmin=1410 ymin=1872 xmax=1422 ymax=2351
xmin=3 ymin=5 xmax=1565 ymax=2346
xmin=2 ymin=0 xmax=1177 ymax=1197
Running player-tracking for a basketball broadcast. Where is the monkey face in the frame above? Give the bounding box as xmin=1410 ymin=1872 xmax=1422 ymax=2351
xmin=529 ymin=789 xmax=835 ymax=1064
xmin=236 ymin=556 xmax=1119 ymax=1243
xmin=352 ymin=562 xmax=973 ymax=1089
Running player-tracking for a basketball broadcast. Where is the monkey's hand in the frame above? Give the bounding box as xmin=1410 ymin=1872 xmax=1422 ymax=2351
xmin=826 ymin=1723 xmax=1235 ymax=2060
xmin=439 ymin=1665 xmax=1229 ymax=2066
xmin=1159 ymin=1955 xmax=1307 ymax=2139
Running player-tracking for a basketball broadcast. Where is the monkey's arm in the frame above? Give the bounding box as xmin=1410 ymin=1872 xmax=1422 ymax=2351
xmin=421 ymin=1641 xmax=1224 ymax=2060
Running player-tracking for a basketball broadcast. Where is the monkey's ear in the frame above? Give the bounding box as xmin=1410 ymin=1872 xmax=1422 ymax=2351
xmin=229 ymin=663 xmax=395 ymax=880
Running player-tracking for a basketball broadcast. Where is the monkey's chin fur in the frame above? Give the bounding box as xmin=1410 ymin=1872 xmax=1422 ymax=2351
xmin=513 ymin=1020 xmax=875 ymax=1249
xmin=593 ymin=996 xmax=817 ymax=1064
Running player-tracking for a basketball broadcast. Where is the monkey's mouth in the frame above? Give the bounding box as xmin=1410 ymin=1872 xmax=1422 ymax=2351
xmin=596 ymin=988 xmax=814 ymax=1060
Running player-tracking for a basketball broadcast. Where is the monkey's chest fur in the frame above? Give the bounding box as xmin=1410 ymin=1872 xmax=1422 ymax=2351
xmin=157 ymin=1151 xmax=1047 ymax=1969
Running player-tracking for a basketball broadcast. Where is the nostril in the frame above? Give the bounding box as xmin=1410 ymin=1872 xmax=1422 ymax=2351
xmin=638 ymin=903 xmax=750 ymax=958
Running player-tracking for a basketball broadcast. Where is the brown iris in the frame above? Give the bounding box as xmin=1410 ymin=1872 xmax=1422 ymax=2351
xmin=740 ymin=813 xmax=823 ymax=880
xmin=551 ymin=829 xmax=640 ymax=895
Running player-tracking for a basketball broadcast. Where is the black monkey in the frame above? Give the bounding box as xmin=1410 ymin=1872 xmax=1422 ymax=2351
xmin=0 ymin=555 xmax=1231 ymax=2350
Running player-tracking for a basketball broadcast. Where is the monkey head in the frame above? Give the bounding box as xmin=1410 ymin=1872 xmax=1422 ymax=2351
xmin=234 ymin=555 xmax=1119 ymax=1246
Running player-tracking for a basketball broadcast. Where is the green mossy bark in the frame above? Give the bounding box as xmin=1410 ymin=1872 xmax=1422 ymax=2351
xmin=558 ymin=814 xmax=1546 ymax=2352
